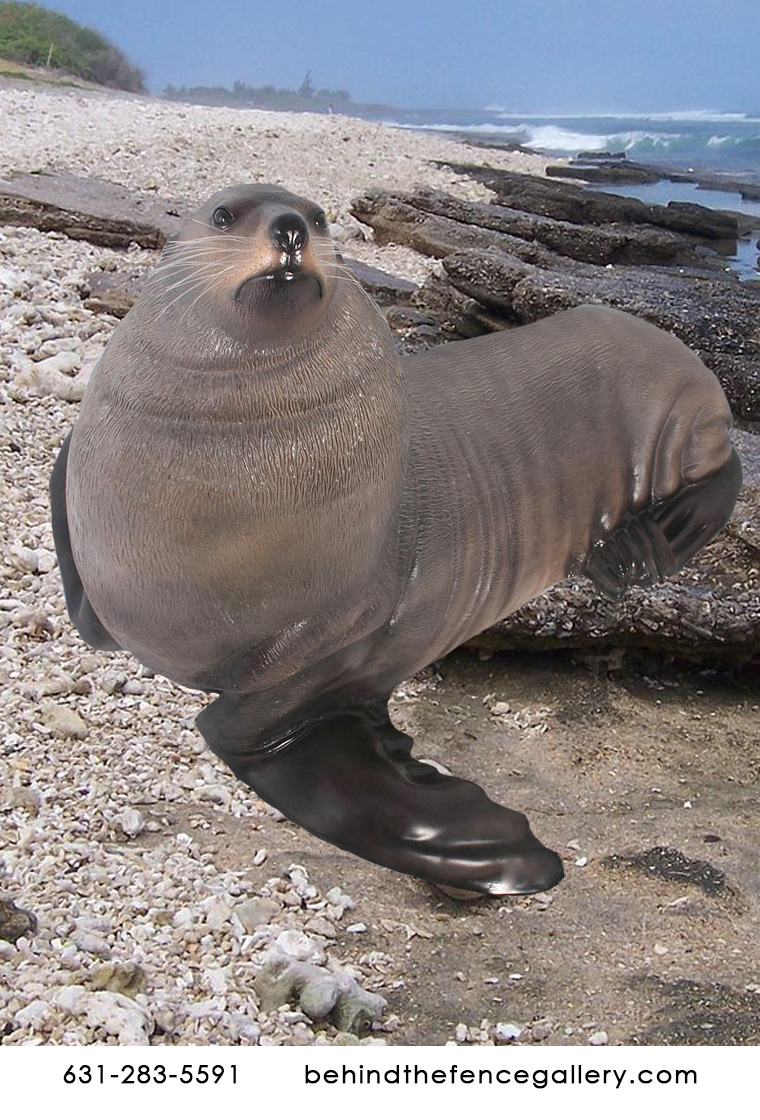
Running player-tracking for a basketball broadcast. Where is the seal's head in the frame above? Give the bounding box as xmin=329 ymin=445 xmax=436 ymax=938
xmin=147 ymin=184 xmax=340 ymax=347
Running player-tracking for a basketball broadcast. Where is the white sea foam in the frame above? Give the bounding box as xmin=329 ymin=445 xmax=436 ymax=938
xmin=519 ymin=124 xmax=609 ymax=151
xmin=486 ymin=108 xmax=760 ymax=124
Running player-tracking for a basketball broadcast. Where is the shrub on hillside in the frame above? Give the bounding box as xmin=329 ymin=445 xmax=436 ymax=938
xmin=0 ymin=1 xmax=145 ymax=92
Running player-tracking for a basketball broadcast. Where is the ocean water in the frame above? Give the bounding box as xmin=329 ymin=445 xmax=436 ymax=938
xmin=381 ymin=108 xmax=760 ymax=278
xmin=381 ymin=108 xmax=760 ymax=180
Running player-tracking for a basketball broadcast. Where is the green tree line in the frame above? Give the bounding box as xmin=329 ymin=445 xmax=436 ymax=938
xmin=0 ymin=1 xmax=145 ymax=92
xmin=164 ymin=74 xmax=354 ymax=113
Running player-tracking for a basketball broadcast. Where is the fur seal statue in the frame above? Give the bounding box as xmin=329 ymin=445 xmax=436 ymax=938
xmin=50 ymin=184 xmax=742 ymax=897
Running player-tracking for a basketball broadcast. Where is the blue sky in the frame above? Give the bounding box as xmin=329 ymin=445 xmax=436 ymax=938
xmin=32 ymin=0 xmax=760 ymax=112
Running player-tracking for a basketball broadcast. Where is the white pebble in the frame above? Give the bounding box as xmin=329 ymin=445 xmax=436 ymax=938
xmin=274 ymin=930 xmax=318 ymax=961
xmin=114 ymin=808 xmax=145 ymax=837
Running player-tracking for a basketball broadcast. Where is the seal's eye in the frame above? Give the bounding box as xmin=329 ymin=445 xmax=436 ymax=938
xmin=313 ymin=211 xmax=328 ymax=232
xmin=212 ymin=206 xmax=235 ymax=229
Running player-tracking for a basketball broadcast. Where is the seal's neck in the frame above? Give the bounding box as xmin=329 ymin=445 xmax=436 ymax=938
xmin=99 ymin=279 xmax=405 ymax=432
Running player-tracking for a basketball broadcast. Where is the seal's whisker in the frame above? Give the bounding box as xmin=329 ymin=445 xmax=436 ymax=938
xmin=155 ymin=258 xmax=240 ymax=296
xmin=155 ymin=273 xmax=225 ymax=318
xmin=177 ymin=266 xmax=242 ymax=323
xmin=157 ymin=263 xmax=242 ymax=322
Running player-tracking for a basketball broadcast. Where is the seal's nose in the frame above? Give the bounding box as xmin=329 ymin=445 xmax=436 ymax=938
xmin=270 ymin=212 xmax=309 ymax=255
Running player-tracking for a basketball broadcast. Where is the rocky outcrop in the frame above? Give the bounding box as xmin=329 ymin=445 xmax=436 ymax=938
xmin=351 ymin=186 xmax=760 ymax=422
xmin=438 ymin=165 xmax=739 ymax=240
xmin=352 ymin=187 xmax=716 ymax=268
xmin=0 ymin=171 xmax=183 ymax=248
xmin=546 ymin=162 xmax=664 ymax=185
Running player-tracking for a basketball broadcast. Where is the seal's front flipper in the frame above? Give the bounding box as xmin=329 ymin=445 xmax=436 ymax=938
xmin=198 ymin=702 xmax=564 ymax=897
xmin=584 ymin=447 xmax=742 ymax=600
xmin=50 ymin=432 xmax=121 ymax=651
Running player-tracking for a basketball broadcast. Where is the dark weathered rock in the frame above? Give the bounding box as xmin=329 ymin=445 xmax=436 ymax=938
xmin=340 ymin=255 xmax=417 ymax=306
xmin=546 ymin=162 xmax=663 ymax=185
xmin=440 ymin=165 xmax=739 ymax=240
xmin=352 ymin=187 xmax=709 ymax=267
xmin=0 ymin=897 xmax=38 ymax=943
xmin=353 ymin=190 xmax=553 ymax=264
xmin=0 ymin=171 xmax=183 ymax=248
xmin=81 ymin=268 xmax=146 ymax=317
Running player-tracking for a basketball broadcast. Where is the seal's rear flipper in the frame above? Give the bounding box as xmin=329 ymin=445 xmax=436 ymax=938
xmin=197 ymin=700 xmax=564 ymax=897
xmin=584 ymin=446 xmax=742 ymax=600
xmin=50 ymin=432 xmax=121 ymax=651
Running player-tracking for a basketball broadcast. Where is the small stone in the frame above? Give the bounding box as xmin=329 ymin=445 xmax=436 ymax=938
xmin=36 ymin=351 xmax=82 ymax=377
xmin=14 ymin=999 xmax=53 ymax=1030
xmin=0 ymin=898 xmax=38 ymax=943
xmin=418 ymin=757 xmax=452 ymax=775
xmin=532 ymin=892 xmax=554 ymax=909
xmin=35 ymin=549 xmax=57 ymax=573
xmin=324 ymin=887 xmax=355 ymax=918
xmin=654 ymin=943 xmax=669 ymax=956
xmin=10 ymin=786 xmax=41 ymax=815
xmin=101 ymin=670 xmax=128 ymax=694
xmin=299 ymin=974 xmax=340 ymax=1020
xmin=202 ymin=897 xmax=232 ymax=931
xmin=38 ymin=673 xmax=77 ymax=696
xmin=14 ymin=359 xmax=87 ymax=401
xmin=0 ymin=940 xmax=17 ymax=961
xmin=275 ymin=930 xmax=318 ymax=961
xmin=575 ymin=856 xmax=588 ymax=867
xmin=589 ymin=1030 xmax=608 ymax=1045
xmin=73 ymin=931 xmax=111 ymax=958
xmin=60 ymin=988 xmax=154 ymax=1045
xmin=91 ymin=962 xmax=147 ymax=997
xmin=454 ymin=1023 xmax=470 ymax=1042
xmin=233 ymin=897 xmax=281 ymax=933
xmin=5 ymin=543 xmax=39 ymax=572
xmin=230 ymin=1014 xmax=261 ymax=1042
xmin=114 ymin=808 xmax=145 ymax=838
xmin=346 ymin=922 xmax=367 ymax=934
xmin=491 ymin=701 xmax=512 ymax=716
xmin=252 ymin=848 xmax=268 ymax=866
xmin=121 ymin=679 xmax=146 ymax=695
xmin=204 ymin=967 xmax=228 ymax=995
xmin=16 ymin=608 xmax=54 ymax=637
xmin=40 ymin=701 xmax=88 ymax=739
xmin=494 ymin=1022 xmax=522 ymax=1042
xmin=305 ymin=916 xmax=337 ymax=938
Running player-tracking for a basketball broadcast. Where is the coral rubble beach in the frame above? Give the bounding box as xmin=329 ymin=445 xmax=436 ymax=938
xmin=1 ymin=83 xmax=759 ymax=1048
